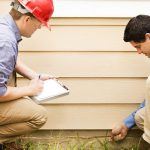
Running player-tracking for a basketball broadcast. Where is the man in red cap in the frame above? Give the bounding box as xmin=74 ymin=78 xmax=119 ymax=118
xmin=0 ymin=0 xmax=54 ymax=148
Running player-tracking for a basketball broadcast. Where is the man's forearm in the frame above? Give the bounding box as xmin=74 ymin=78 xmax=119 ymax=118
xmin=15 ymin=59 xmax=38 ymax=80
xmin=0 ymin=86 xmax=31 ymax=102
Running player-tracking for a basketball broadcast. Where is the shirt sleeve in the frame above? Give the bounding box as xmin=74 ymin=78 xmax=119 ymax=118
xmin=0 ymin=72 xmax=7 ymax=95
xmin=0 ymin=41 xmax=16 ymax=96
xmin=123 ymin=100 xmax=145 ymax=129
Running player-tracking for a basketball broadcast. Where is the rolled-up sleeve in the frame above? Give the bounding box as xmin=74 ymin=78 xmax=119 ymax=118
xmin=0 ymin=41 xmax=16 ymax=96
xmin=123 ymin=100 xmax=145 ymax=129
xmin=0 ymin=72 xmax=7 ymax=95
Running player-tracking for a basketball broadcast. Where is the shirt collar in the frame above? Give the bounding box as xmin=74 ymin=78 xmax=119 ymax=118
xmin=6 ymin=14 xmax=22 ymax=43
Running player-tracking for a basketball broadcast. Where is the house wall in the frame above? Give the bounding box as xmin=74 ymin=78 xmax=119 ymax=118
xmin=1 ymin=0 xmax=150 ymax=130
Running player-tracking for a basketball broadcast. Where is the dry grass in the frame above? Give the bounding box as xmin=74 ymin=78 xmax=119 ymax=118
xmin=4 ymin=132 xmax=141 ymax=150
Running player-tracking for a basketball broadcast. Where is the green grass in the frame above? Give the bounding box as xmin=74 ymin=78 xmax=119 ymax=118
xmin=13 ymin=138 xmax=140 ymax=150
xmin=4 ymin=132 xmax=141 ymax=150
xmin=4 ymin=138 xmax=140 ymax=150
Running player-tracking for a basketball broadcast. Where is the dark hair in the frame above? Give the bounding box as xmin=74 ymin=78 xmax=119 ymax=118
xmin=9 ymin=0 xmax=34 ymax=20
xmin=124 ymin=15 xmax=150 ymax=42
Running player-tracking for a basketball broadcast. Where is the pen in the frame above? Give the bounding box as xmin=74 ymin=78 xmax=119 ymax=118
xmin=57 ymin=80 xmax=69 ymax=90
xmin=62 ymin=85 xmax=69 ymax=90
xmin=38 ymin=74 xmax=41 ymax=79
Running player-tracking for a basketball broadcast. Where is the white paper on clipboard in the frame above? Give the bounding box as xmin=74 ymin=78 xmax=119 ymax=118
xmin=31 ymin=79 xmax=69 ymax=104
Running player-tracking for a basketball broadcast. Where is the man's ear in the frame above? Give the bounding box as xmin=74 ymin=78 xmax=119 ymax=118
xmin=145 ymin=33 xmax=150 ymax=40
xmin=23 ymin=15 xmax=30 ymax=23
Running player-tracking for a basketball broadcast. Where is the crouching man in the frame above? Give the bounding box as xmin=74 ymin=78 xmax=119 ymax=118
xmin=0 ymin=0 xmax=54 ymax=148
xmin=111 ymin=15 xmax=150 ymax=149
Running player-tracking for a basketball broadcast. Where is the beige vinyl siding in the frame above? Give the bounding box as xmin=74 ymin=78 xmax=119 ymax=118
xmin=18 ymin=52 xmax=150 ymax=77
xmin=20 ymin=26 xmax=133 ymax=52
xmin=1 ymin=0 xmax=150 ymax=130
xmin=42 ymin=104 xmax=138 ymax=129
xmin=18 ymin=78 xmax=145 ymax=104
xmin=17 ymin=17 xmax=150 ymax=129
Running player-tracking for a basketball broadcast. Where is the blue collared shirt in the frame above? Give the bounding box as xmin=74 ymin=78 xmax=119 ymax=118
xmin=123 ymin=100 xmax=145 ymax=128
xmin=0 ymin=14 xmax=22 ymax=95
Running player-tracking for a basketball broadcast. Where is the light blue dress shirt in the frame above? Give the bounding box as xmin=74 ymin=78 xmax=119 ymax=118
xmin=123 ymin=100 xmax=145 ymax=128
xmin=0 ymin=14 xmax=22 ymax=95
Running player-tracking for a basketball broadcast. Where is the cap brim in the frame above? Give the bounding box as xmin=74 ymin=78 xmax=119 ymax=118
xmin=43 ymin=21 xmax=51 ymax=31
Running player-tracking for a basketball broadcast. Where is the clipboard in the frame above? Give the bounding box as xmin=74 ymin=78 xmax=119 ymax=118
xmin=30 ymin=79 xmax=69 ymax=104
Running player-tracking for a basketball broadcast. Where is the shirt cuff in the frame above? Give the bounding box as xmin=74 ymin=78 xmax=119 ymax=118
xmin=123 ymin=115 xmax=136 ymax=129
xmin=123 ymin=101 xmax=145 ymax=129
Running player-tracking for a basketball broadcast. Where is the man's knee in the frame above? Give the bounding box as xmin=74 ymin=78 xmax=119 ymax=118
xmin=30 ymin=106 xmax=48 ymax=129
xmin=134 ymin=110 xmax=144 ymax=131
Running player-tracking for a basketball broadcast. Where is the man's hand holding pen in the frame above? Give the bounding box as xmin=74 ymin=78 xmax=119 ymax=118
xmin=27 ymin=76 xmax=44 ymax=96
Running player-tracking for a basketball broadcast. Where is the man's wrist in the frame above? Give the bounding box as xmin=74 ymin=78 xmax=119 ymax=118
xmin=122 ymin=121 xmax=130 ymax=130
xmin=22 ymin=86 xmax=32 ymax=96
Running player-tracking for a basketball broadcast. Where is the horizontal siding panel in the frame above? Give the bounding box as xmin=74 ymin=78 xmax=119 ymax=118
xmin=42 ymin=104 xmax=138 ymax=129
xmin=19 ymin=52 xmax=150 ymax=77
xmin=50 ymin=18 xmax=130 ymax=26
xmin=17 ymin=77 xmax=145 ymax=104
xmin=19 ymin=26 xmax=133 ymax=52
